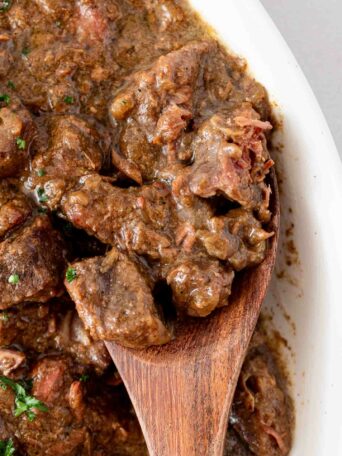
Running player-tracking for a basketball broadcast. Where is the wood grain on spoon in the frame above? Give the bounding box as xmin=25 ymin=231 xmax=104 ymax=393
xmin=107 ymin=170 xmax=280 ymax=456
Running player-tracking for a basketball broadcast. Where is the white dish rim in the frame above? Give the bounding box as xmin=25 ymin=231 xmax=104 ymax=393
xmin=189 ymin=1 xmax=342 ymax=454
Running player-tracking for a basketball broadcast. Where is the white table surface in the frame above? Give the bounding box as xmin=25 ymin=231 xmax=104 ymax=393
xmin=260 ymin=0 xmax=342 ymax=158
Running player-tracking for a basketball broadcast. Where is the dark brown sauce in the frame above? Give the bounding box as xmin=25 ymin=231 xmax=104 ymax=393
xmin=0 ymin=0 xmax=293 ymax=454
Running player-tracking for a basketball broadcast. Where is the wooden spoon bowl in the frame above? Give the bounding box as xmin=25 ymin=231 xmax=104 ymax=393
xmin=106 ymin=170 xmax=279 ymax=456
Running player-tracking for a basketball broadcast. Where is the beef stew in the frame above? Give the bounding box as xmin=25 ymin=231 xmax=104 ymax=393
xmin=0 ymin=0 xmax=293 ymax=454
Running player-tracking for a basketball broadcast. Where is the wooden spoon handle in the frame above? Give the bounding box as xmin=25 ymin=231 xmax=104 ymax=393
xmin=107 ymin=171 xmax=279 ymax=455
xmin=107 ymin=343 xmax=240 ymax=456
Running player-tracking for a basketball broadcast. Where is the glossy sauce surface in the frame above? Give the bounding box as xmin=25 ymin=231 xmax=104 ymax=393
xmin=0 ymin=0 xmax=292 ymax=454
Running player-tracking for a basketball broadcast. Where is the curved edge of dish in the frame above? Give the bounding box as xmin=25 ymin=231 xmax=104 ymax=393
xmin=189 ymin=1 xmax=342 ymax=455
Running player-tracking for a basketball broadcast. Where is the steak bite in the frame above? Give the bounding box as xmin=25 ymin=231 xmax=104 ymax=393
xmin=28 ymin=115 xmax=106 ymax=210
xmin=0 ymin=216 xmax=66 ymax=310
xmin=0 ymin=92 xmax=36 ymax=178
xmin=0 ymin=180 xmax=32 ymax=238
xmin=64 ymin=248 xmax=172 ymax=348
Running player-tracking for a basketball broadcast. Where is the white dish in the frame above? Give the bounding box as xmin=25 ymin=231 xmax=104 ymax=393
xmin=190 ymin=1 xmax=342 ymax=454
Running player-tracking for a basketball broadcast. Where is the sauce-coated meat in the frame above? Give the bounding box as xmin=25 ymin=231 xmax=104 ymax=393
xmin=0 ymin=216 xmax=66 ymax=309
xmin=0 ymin=91 xmax=36 ymax=178
xmin=0 ymin=179 xmax=32 ymax=238
xmin=65 ymin=248 xmax=171 ymax=348
xmin=0 ymin=0 xmax=293 ymax=454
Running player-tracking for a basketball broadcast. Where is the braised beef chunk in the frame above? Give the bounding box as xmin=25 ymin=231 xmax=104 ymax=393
xmin=0 ymin=301 xmax=110 ymax=374
xmin=65 ymin=248 xmax=171 ymax=348
xmin=0 ymin=179 xmax=32 ymax=238
xmin=198 ymin=209 xmax=273 ymax=271
xmin=0 ymin=92 xmax=36 ymax=178
xmin=110 ymin=41 xmax=211 ymax=180
xmin=0 ymin=303 xmax=52 ymax=351
xmin=0 ymin=216 xmax=66 ymax=310
xmin=28 ymin=115 xmax=106 ymax=210
xmin=55 ymin=309 xmax=111 ymax=373
xmin=72 ymin=0 xmax=119 ymax=45
xmin=0 ymin=355 xmax=147 ymax=456
xmin=166 ymin=257 xmax=234 ymax=317
xmin=228 ymin=331 xmax=294 ymax=456
xmin=184 ymin=106 xmax=273 ymax=220
xmin=0 ymin=27 xmax=13 ymax=79
xmin=62 ymin=174 xmax=176 ymax=260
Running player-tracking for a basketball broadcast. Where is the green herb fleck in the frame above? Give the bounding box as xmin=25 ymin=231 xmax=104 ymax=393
xmin=55 ymin=20 xmax=62 ymax=28
xmin=38 ymin=207 xmax=47 ymax=214
xmin=0 ymin=312 xmax=9 ymax=322
xmin=0 ymin=0 xmax=11 ymax=13
xmin=37 ymin=168 xmax=46 ymax=177
xmin=121 ymin=99 xmax=128 ymax=105
xmin=37 ymin=187 xmax=48 ymax=203
xmin=0 ymin=93 xmax=10 ymax=105
xmin=79 ymin=374 xmax=89 ymax=382
xmin=0 ymin=438 xmax=15 ymax=456
xmin=65 ymin=267 xmax=77 ymax=283
xmin=8 ymin=274 xmax=19 ymax=285
xmin=63 ymin=96 xmax=74 ymax=105
xmin=22 ymin=47 xmax=30 ymax=56
xmin=0 ymin=376 xmax=48 ymax=422
xmin=16 ymin=138 xmax=26 ymax=150
xmin=7 ymin=80 xmax=15 ymax=90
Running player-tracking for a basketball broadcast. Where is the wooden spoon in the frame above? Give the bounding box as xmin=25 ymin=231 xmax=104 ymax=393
xmin=106 ymin=171 xmax=279 ymax=456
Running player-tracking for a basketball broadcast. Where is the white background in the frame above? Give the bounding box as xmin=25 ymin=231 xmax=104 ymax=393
xmin=260 ymin=0 xmax=342 ymax=158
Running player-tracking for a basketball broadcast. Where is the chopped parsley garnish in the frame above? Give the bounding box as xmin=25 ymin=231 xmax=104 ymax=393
xmin=37 ymin=187 xmax=48 ymax=203
xmin=0 ymin=0 xmax=11 ymax=13
xmin=63 ymin=96 xmax=74 ymax=104
xmin=0 ymin=93 xmax=10 ymax=105
xmin=37 ymin=168 xmax=46 ymax=177
xmin=121 ymin=99 xmax=128 ymax=105
xmin=0 ymin=312 xmax=9 ymax=322
xmin=55 ymin=20 xmax=62 ymax=28
xmin=0 ymin=376 xmax=48 ymax=421
xmin=79 ymin=374 xmax=89 ymax=382
xmin=8 ymin=274 xmax=19 ymax=285
xmin=65 ymin=267 xmax=77 ymax=283
xmin=0 ymin=438 xmax=15 ymax=456
xmin=21 ymin=47 xmax=30 ymax=56
xmin=7 ymin=80 xmax=15 ymax=90
xmin=16 ymin=138 xmax=26 ymax=150
xmin=38 ymin=207 xmax=47 ymax=214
